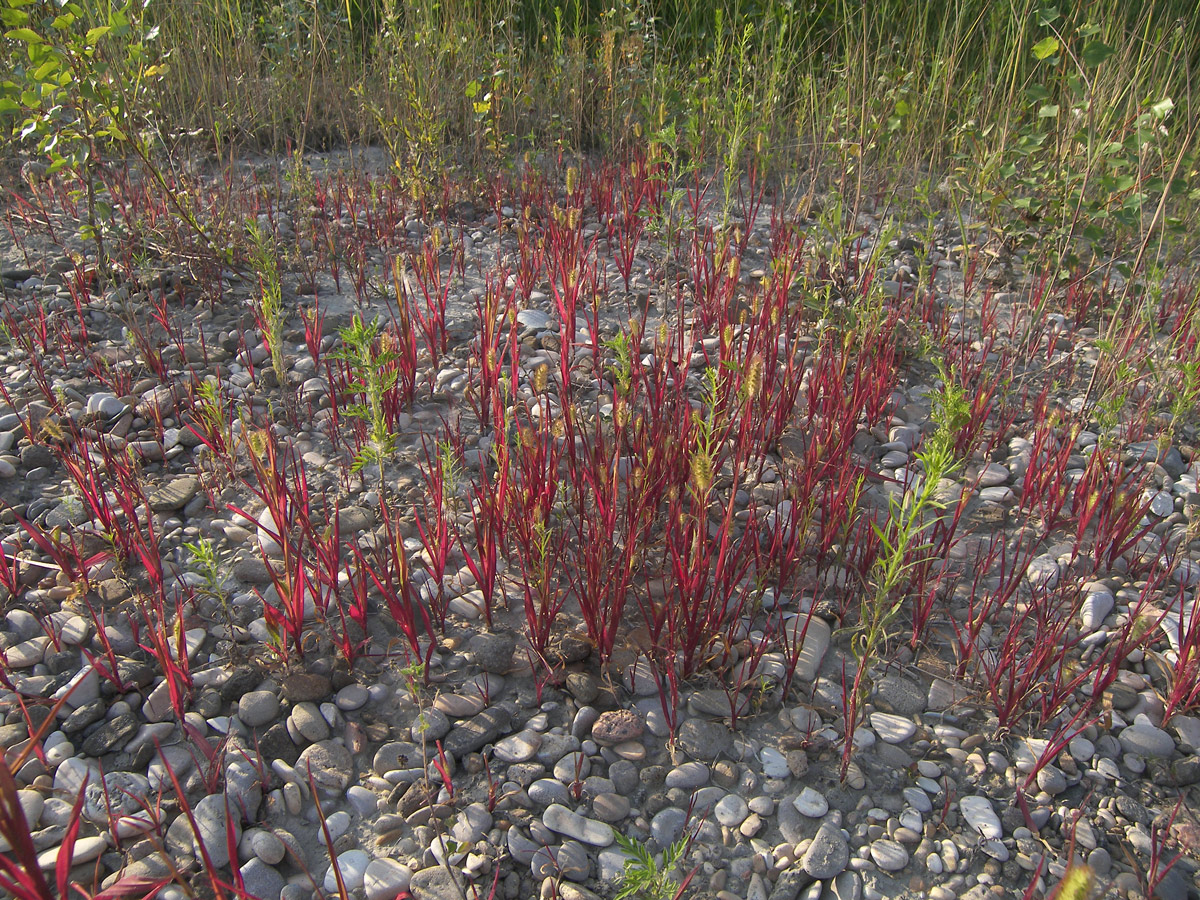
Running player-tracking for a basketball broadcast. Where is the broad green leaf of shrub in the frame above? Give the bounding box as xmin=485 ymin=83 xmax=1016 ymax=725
xmin=1032 ymin=36 xmax=1059 ymax=60
xmin=1081 ymin=41 xmax=1115 ymax=67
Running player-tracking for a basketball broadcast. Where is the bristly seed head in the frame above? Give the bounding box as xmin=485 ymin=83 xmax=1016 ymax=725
xmin=565 ymin=166 xmax=578 ymax=196
xmin=742 ymin=354 xmax=764 ymax=404
xmin=690 ymin=450 xmax=713 ymax=497
xmin=533 ymin=363 xmax=549 ymax=393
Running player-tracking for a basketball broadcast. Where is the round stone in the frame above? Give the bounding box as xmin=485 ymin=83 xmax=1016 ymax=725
xmin=238 ymin=691 xmax=280 ymax=728
xmin=296 ymin=740 xmax=354 ymax=791
xmin=325 ymin=850 xmax=370 ymax=892
xmin=802 ymin=820 xmax=849 ymax=880
xmin=870 ymin=839 xmax=909 ymax=871
xmin=793 ymin=787 xmax=828 ymax=818
xmin=336 ymin=684 xmax=369 ymax=710
xmin=249 ymin=828 xmax=286 ymax=866
xmin=364 ymin=858 xmax=413 ymax=900
xmin=714 ymin=794 xmax=749 ymax=827
xmin=592 ymin=793 xmax=631 ymax=823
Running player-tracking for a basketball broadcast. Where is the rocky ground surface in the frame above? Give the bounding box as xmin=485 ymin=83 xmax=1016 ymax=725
xmin=1 ymin=150 xmax=1199 ymax=900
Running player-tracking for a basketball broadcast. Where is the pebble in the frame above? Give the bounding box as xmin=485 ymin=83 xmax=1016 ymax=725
xmin=714 ymin=794 xmax=749 ymax=827
xmin=1118 ymin=716 xmax=1176 ymax=758
xmin=364 ymin=858 xmax=413 ymax=900
xmin=325 ymin=849 xmax=370 ymax=892
xmin=239 ymin=858 xmax=285 ymax=900
xmin=803 ymin=819 xmax=850 ymax=879
xmin=960 ymin=795 xmax=1003 ymax=840
xmin=869 ymin=712 xmax=916 ymax=743
xmin=542 ymin=804 xmax=614 ymax=846
xmin=665 ymin=761 xmax=709 ymax=789
xmin=238 ymin=690 xmax=280 ymax=727
xmin=793 ymin=787 xmax=829 ymax=818
xmin=870 ymin=838 xmax=909 ymax=871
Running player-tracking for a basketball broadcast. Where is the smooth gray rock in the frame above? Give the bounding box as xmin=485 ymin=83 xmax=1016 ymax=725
xmin=802 ymin=820 xmax=849 ymax=880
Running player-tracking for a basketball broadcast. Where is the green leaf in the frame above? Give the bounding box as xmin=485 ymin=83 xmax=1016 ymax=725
xmin=1025 ymin=84 xmax=1051 ymax=103
xmin=32 ymin=59 xmax=60 ymax=82
xmin=1150 ymin=97 xmax=1174 ymax=119
xmin=0 ymin=97 xmax=18 ymax=115
xmin=1081 ymin=41 xmax=1115 ymax=67
xmin=5 ymin=27 xmax=42 ymax=43
xmin=1032 ymin=36 xmax=1059 ymax=60
xmin=0 ymin=8 xmax=29 ymax=26
xmin=85 ymin=24 xmax=111 ymax=43
xmin=1038 ymin=104 xmax=1060 ymax=118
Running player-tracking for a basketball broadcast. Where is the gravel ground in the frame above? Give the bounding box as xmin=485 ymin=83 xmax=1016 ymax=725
xmin=1 ymin=150 xmax=1199 ymax=900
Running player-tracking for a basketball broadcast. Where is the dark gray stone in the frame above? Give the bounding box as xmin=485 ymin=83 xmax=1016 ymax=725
xmin=442 ymin=706 xmax=511 ymax=758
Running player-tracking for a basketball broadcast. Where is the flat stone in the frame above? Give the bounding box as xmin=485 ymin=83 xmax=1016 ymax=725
xmin=3 ymin=636 xmax=49 ymax=668
xmin=927 ymin=678 xmax=969 ymax=711
xmin=793 ymin=787 xmax=828 ymax=818
xmin=411 ymin=708 xmax=451 ymax=746
xmin=565 ymin=672 xmax=600 ymax=704
xmin=1119 ymin=717 xmax=1175 ymax=759
xmin=295 ymin=740 xmax=354 ymax=791
xmin=494 ymin=730 xmax=541 ymax=763
xmin=282 ymin=672 xmax=331 ymax=702
xmin=531 ymin=840 xmax=590 ymax=882
xmin=507 ymin=827 xmax=540 ymax=865
xmin=410 ymin=865 xmax=460 ymax=900
xmin=665 ymin=761 xmax=709 ymax=789
xmin=676 ymin=718 xmax=732 ymax=760
xmin=591 ymin=709 xmax=644 ymax=746
xmin=37 ymin=834 xmax=106 ymax=870
xmin=442 ymin=706 xmax=511 ymax=757
xmin=290 ymin=701 xmax=330 ymax=742
xmin=81 ymin=713 xmax=139 ymax=756
xmin=870 ymin=839 xmax=908 ymax=871
xmin=325 ymin=849 xmax=370 ymax=892
xmin=451 ymin=803 xmax=493 ymax=844
xmin=238 ymin=691 xmax=280 ymax=728
xmin=467 ymin=631 xmax=516 ymax=673
xmin=192 ymin=794 xmax=240 ymax=868
xmin=240 ymin=858 xmax=285 ymax=900
xmin=149 ymin=475 xmax=200 ymax=511
xmin=433 ymin=692 xmax=487 ymax=718
xmin=373 ymin=741 xmax=421 ymax=775
xmin=247 ymin=828 xmax=286 ymax=865
xmin=1081 ymin=583 xmax=1115 ymax=632
xmin=529 ymin=778 xmax=570 ymax=807
xmin=714 ymin=794 xmax=749 ymax=827
xmin=650 ymin=807 xmax=687 ymax=849
xmin=364 ymin=858 xmax=413 ymax=900
xmin=803 ymin=819 xmax=849 ymax=879
xmin=790 ymin=617 xmax=831 ymax=682
xmin=335 ymin=684 xmax=369 ymax=710
xmin=869 ymin=712 xmax=916 ymax=744
xmin=960 ymin=796 xmax=1002 ymax=840
xmin=542 ymin=803 xmax=614 ymax=846
xmin=592 ymin=793 xmax=630 ymax=822
xmin=873 ymin=675 xmax=927 ymax=716
xmin=768 ymin=869 xmax=811 ymax=900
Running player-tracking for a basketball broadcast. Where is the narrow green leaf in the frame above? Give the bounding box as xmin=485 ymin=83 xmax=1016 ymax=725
xmin=1032 ymin=36 xmax=1059 ymax=60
